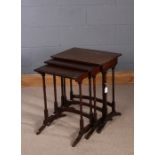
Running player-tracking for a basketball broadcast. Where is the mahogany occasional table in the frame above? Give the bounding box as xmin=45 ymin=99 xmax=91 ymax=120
xmin=34 ymin=47 xmax=122 ymax=147
xmin=52 ymin=48 xmax=122 ymax=135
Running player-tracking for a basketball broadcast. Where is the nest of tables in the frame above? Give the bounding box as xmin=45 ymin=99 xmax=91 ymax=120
xmin=34 ymin=47 xmax=122 ymax=147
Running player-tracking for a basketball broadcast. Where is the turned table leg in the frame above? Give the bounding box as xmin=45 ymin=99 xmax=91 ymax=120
xmin=97 ymin=70 xmax=117 ymax=133
xmin=88 ymin=74 xmax=93 ymax=124
xmin=96 ymin=68 xmax=121 ymax=133
xmin=36 ymin=74 xmax=49 ymax=134
xmin=102 ymin=71 xmax=108 ymax=119
xmin=96 ymin=70 xmax=110 ymax=133
xmin=36 ymin=74 xmax=66 ymax=134
xmin=72 ymin=81 xmax=84 ymax=147
xmin=62 ymin=77 xmax=69 ymax=107
xmin=84 ymin=75 xmax=97 ymax=139
xmin=63 ymin=78 xmax=67 ymax=101
xmin=53 ymin=75 xmax=58 ymax=113
xmin=110 ymin=67 xmax=121 ymax=116
xmin=61 ymin=77 xmax=68 ymax=107
xmin=61 ymin=77 xmax=64 ymax=107
xmin=70 ymin=79 xmax=73 ymax=100
xmin=93 ymin=75 xmax=97 ymax=121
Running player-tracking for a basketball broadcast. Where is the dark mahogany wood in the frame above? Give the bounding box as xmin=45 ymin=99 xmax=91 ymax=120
xmin=34 ymin=65 xmax=88 ymax=83
xmin=96 ymin=71 xmax=108 ymax=133
xmin=35 ymin=47 xmax=122 ymax=146
xmin=53 ymin=75 xmax=58 ymax=113
xmin=64 ymin=100 xmax=103 ymax=112
xmin=45 ymin=58 xmax=100 ymax=76
xmin=70 ymin=79 xmax=73 ymax=100
xmin=45 ymin=59 xmax=97 ymax=71
xmin=61 ymin=77 xmax=64 ymax=107
xmin=52 ymin=47 xmax=121 ymax=66
xmin=36 ymin=74 xmax=66 ymax=135
xmin=34 ymin=63 xmax=93 ymax=146
xmin=88 ymin=74 xmax=94 ymax=124
xmin=51 ymin=48 xmax=122 ymax=129
xmin=108 ymin=67 xmax=122 ymax=117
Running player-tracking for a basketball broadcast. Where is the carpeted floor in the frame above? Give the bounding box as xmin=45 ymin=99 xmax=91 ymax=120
xmin=21 ymin=84 xmax=133 ymax=155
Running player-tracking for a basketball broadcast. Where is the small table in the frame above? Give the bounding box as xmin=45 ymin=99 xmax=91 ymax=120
xmin=35 ymin=64 xmax=94 ymax=146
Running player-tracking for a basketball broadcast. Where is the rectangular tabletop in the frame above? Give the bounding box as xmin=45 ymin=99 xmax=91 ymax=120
xmin=34 ymin=65 xmax=88 ymax=82
xmin=44 ymin=59 xmax=100 ymax=76
xmin=52 ymin=47 xmax=121 ymax=66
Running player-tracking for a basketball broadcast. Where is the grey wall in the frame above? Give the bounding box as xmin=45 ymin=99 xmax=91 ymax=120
xmin=21 ymin=0 xmax=134 ymax=74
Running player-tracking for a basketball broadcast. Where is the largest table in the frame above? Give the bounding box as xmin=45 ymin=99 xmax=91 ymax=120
xmin=51 ymin=48 xmax=122 ymax=133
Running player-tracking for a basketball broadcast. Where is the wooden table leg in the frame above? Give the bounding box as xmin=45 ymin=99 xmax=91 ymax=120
xmin=61 ymin=77 xmax=64 ymax=107
xmin=96 ymin=70 xmax=110 ymax=133
xmin=93 ymin=76 xmax=97 ymax=121
xmin=37 ymin=74 xmax=66 ymax=134
xmin=63 ymin=77 xmax=69 ymax=107
xmin=97 ymin=68 xmax=122 ymax=133
xmin=70 ymin=79 xmax=73 ymax=100
xmin=53 ymin=75 xmax=58 ymax=113
xmin=36 ymin=74 xmax=49 ymax=134
xmin=84 ymin=75 xmax=97 ymax=139
xmin=43 ymin=81 xmax=67 ymax=127
xmin=61 ymin=77 xmax=72 ymax=108
xmin=72 ymin=81 xmax=84 ymax=147
xmin=88 ymin=74 xmax=94 ymax=124
xmin=63 ymin=78 xmax=67 ymax=101
xmin=102 ymin=71 xmax=108 ymax=119
xmin=110 ymin=67 xmax=121 ymax=116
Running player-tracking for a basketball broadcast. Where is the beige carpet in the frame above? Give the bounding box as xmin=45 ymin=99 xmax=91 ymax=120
xmin=22 ymin=84 xmax=133 ymax=155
